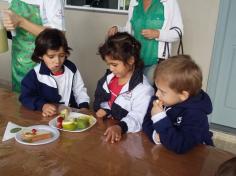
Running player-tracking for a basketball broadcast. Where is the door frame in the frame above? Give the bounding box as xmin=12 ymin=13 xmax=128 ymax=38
xmin=207 ymin=0 xmax=231 ymax=122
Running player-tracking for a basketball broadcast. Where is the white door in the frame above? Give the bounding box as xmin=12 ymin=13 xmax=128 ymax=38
xmin=208 ymin=0 xmax=236 ymax=128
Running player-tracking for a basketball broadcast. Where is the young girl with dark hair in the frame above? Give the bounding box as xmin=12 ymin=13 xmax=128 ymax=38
xmin=94 ymin=32 xmax=154 ymax=143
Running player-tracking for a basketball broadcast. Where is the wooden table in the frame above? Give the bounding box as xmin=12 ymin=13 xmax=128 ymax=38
xmin=0 ymin=88 xmax=235 ymax=176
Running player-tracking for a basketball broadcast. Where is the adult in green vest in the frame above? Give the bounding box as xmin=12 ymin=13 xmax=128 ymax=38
xmin=3 ymin=0 xmax=65 ymax=93
xmin=108 ymin=0 xmax=183 ymax=84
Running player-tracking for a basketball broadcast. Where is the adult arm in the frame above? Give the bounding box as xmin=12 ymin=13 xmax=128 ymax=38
xmin=3 ymin=0 xmax=65 ymax=36
xmin=158 ymin=0 xmax=183 ymax=42
xmin=140 ymin=0 xmax=184 ymax=42
xmin=107 ymin=0 xmax=136 ymax=35
xmin=3 ymin=10 xmax=46 ymax=36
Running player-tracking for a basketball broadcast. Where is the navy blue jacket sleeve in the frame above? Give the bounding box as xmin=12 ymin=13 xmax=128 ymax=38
xmin=78 ymin=102 xmax=89 ymax=109
xmin=154 ymin=110 xmax=209 ymax=154
xmin=142 ymin=96 xmax=156 ymax=142
xmin=19 ymin=70 xmax=47 ymax=111
xmin=93 ymin=74 xmax=111 ymax=115
xmin=93 ymin=79 xmax=104 ymax=112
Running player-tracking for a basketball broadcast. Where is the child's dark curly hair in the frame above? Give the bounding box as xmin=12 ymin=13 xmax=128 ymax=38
xmin=98 ymin=32 xmax=143 ymax=69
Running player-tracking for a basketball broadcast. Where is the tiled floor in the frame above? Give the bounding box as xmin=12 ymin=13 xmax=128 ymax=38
xmin=213 ymin=130 xmax=236 ymax=154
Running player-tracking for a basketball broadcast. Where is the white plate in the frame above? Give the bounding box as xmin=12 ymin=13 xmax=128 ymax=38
xmin=49 ymin=112 xmax=97 ymax=132
xmin=15 ymin=125 xmax=60 ymax=145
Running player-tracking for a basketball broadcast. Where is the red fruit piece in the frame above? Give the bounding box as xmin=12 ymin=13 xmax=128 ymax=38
xmin=57 ymin=116 xmax=64 ymax=122
xmin=57 ymin=122 xmax=63 ymax=129
xmin=32 ymin=129 xmax=37 ymax=134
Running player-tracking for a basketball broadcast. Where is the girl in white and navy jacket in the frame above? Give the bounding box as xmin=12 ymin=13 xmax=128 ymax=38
xmin=94 ymin=32 xmax=154 ymax=143
xmin=19 ymin=29 xmax=90 ymax=117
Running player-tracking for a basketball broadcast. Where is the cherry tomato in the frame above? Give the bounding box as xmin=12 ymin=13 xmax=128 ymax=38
xmin=57 ymin=121 xmax=63 ymax=129
xmin=32 ymin=129 xmax=37 ymax=134
xmin=57 ymin=116 xmax=64 ymax=122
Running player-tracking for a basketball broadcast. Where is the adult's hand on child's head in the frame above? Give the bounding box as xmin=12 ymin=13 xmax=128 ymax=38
xmin=104 ymin=125 xmax=122 ymax=144
xmin=96 ymin=109 xmax=107 ymax=119
xmin=42 ymin=104 xmax=57 ymax=117
xmin=107 ymin=26 xmax=118 ymax=36
xmin=151 ymin=100 xmax=164 ymax=116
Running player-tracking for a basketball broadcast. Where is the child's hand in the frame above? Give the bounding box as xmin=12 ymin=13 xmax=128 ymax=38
xmin=151 ymin=100 xmax=164 ymax=116
xmin=104 ymin=125 xmax=122 ymax=143
xmin=42 ymin=104 xmax=57 ymax=117
xmin=96 ymin=109 xmax=107 ymax=119
xmin=78 ymin=108 xmax=90 ymax=114
xmin=154 ymin=132 xmax=161 ymax=143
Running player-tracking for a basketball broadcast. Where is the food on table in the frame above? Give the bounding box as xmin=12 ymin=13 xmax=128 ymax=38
xmin=56 ymin=115 xmax=92 ymax=130
xmin=60 ymin=108 xmax=69 ymax=119
xmin=56 ymin=116 xmax=64 ymax=129
xmin=57 ymin=108 xmax=70 ymax=129
xmin=10 ymin=127 xmax=22 ymax=133
xmin=21 ymin=128 xmax=52 ymax=142
xmin=62 ymin=119 xmax=78 ymax=131
xmin=32 ymin=128 xmax=37 ymax=134
xmin=75 ymin=117 xmax=90 ymax=129
xmin=156 ymin=99 xmax=164 ymax=106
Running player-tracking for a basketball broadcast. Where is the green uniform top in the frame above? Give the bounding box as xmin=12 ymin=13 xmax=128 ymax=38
xmin=10 ymin=0 xmax=42 ymax=92
xmin=131 ymin=0 xmax=164 ymax=66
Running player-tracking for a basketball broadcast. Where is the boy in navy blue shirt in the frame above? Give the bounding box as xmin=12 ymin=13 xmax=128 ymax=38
xmin=142 ymin=55 xmax=214 ymax=154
